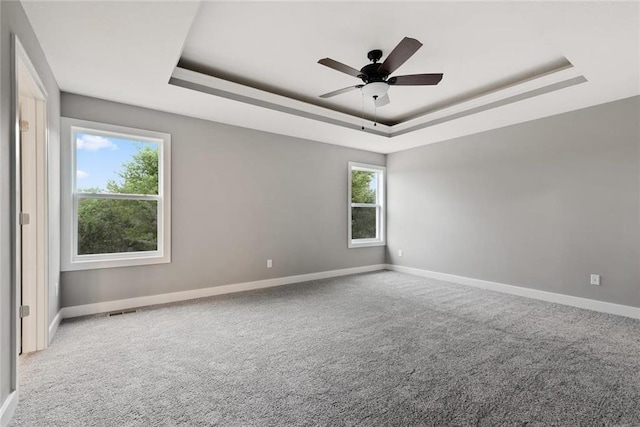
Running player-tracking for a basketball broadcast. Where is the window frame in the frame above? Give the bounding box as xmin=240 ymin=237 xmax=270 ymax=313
xmin=348 ymin=161 xmax=386 ymax=248
xmin=61 ymin=118 xmax=171 ymax=271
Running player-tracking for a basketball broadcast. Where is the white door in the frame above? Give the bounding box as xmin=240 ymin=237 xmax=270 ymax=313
xmin=20 ymin=95 xmax=38 ymax=354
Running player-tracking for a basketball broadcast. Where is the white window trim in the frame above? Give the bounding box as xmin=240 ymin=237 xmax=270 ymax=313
xmin=61 ymin=118 xmax=171 ymax=271
xmin=348 ymin=161 xmax=386 ymax=248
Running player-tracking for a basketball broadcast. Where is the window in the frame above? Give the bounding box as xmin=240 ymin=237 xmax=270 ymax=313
xmin=61 ymin=118 xmax=171 ymax=270
xmin=348 ymin=162 xmax=385 ymax=248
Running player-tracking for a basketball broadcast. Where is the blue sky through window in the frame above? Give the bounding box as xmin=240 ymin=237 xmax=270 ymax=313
xmin=75 ymin=132 xmax=158 ymax=192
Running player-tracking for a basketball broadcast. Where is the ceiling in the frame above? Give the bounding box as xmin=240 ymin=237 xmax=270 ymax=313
xmin=180 ymin=2 xmax=571 ymax=125
xmin=22 ymin=1 xmax=640 ymax=154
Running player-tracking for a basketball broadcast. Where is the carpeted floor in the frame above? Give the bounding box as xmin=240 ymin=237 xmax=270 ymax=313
xmin=11 ymin=271 xmax=640 ymax=426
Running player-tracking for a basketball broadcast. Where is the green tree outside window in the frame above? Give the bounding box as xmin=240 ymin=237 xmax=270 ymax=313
xmin=77 ymin=145 xmax=159 ymax=255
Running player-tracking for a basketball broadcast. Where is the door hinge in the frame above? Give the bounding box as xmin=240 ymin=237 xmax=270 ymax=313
xmin=19 ymin=305 xmax=30 ymax=318
xmin=19 ymin=212 xmax=30 ymax=225
xmin=20 ymin=120 xmax=29 ymax=132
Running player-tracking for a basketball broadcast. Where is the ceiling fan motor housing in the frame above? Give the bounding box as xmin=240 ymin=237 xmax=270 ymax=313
xmin=360 ymin=63 xmax=388 ymax=83
xmin=360 ymin=50 xmax=389 ymax=83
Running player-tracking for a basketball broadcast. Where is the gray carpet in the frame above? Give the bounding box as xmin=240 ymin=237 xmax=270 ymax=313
xmin=11 ymin=271 xmax=640 ymax=426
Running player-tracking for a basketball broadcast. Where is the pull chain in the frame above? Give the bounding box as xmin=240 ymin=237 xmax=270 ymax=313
xmin=374 ymin=101 xmax=377 ymax=127
xmin=361 ymin=91 xmax=365 ymax=130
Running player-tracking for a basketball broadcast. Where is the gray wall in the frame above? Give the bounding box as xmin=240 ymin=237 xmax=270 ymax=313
xmin=1 ymin=0 xmax=61 ymax=412
xmin=60 ymin=93 xmax=385 ymax=307
xmin=387 ymin=96 xmax=640 ymax=308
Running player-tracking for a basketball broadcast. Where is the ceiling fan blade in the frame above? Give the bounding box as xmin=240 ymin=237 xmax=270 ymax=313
xmin=388 ymin=73 xmax=443 ymax=86
xmin=318 ymin=58 xmax=363 ymax=78
xmin=378 ymin=37 xmax=423 ymax=76
xmin=319 ymin=85 xmax=362 ymax=98
xmin=374 ymin=93 xmax=390 ymax=107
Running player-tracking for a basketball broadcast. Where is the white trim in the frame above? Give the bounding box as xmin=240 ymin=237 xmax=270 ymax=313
xmin=15 ymin=41 xmax=47 ymax=99
xmin=348 ymin=162 xmax=386 ymax=248
xmin=18 ymin=90 xmax=49 ymax=353
xmin=170 ymin=67 xmax=390 ymax=136
xmin=10 ymin=33 xmax=52 ymax=403
xmin=35 ymin=99 xmax=49 ymax=351
xmin=386 ymin=264 xmax=640 ymax=320
xmin=61 ymin=264 xmax=387 ymax=319
xmin=349 ymin=240 xmax=386 ymax=248
xmin=48 ymin=310 xmax=63 ymax=344
xmin=0 ymin=391 xmax=18 ymax=427
xmin=170 ymin=61 xmax=582 ymax=138
xmin=10 ymin=32 xmax=22 ymax=410
xmin=19 ymin=95 xmax=38 ymax=354
xmin=60 ymin=117 xmax=172 ymax=271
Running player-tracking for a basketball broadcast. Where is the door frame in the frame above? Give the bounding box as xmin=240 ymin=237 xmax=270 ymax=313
xmin=10 ymin=33 xmax=50 ymax=391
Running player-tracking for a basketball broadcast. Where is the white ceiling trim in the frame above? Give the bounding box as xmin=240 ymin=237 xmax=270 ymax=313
xmin=170 ymin=60 xmax=586 ymax=139
xmin=391 ymin=63 xmax=586 ymax=136
xmin=170 ymin=67 xmax=390 ymax=137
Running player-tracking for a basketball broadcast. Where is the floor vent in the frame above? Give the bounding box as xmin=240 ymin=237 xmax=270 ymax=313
xmin=108 ymin=309 xmax=137 ymax=317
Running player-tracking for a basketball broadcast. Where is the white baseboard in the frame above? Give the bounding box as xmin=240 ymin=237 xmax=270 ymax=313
xmin=48 ymin=310 xmax=63 ymax=344
xmin=0 ymin=391 xmax=18 ymax=427
xmin=62 ymin=264 xmax=386 ymax=319
xmin=386 ymin=264 xmax=640 ymax=319
xmin=59 ymin=263 xmax=639 ymax=321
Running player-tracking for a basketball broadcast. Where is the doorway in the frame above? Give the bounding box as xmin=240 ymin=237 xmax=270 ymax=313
xmin=14 ymin=36 xmax=49 ymax=355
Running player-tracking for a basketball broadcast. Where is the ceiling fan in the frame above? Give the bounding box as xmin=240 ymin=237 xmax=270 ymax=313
xmin=318 ymin=37 xmax=443 ymax=108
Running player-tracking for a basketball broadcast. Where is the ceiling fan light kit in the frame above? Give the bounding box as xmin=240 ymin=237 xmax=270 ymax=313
xmin=318 ymin=36 xmax=444 ymax=114
xmin=361 ymin=82 xmax=390 ymax=99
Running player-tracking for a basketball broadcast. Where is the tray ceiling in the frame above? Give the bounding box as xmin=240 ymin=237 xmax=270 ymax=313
xmin=179 ymin=2 xmax=573 ymax=126
xmin=22 ymin=1 xmax=640 ymax=153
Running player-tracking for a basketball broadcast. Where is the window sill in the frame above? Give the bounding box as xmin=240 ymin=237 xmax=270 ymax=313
xmin=62 ymin=253 xmax=170 ymax=272
xmin=349 ymin=239 xmax=386 ymax=248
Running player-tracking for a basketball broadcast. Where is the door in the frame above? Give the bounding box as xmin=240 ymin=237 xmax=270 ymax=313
xmin=20 ymin=95 xmax=38 ymax=354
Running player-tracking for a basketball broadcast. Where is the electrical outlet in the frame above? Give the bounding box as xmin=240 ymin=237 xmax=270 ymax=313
xmin=55 ymin=282 xmax=59 ymax=296
xmin=398 ymin=249 xmax=403 ymax=257
xmin=590 ymin=274 xmax=600 ymax=286
xmin=267 ymin=259 xmax=273 ymax=269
